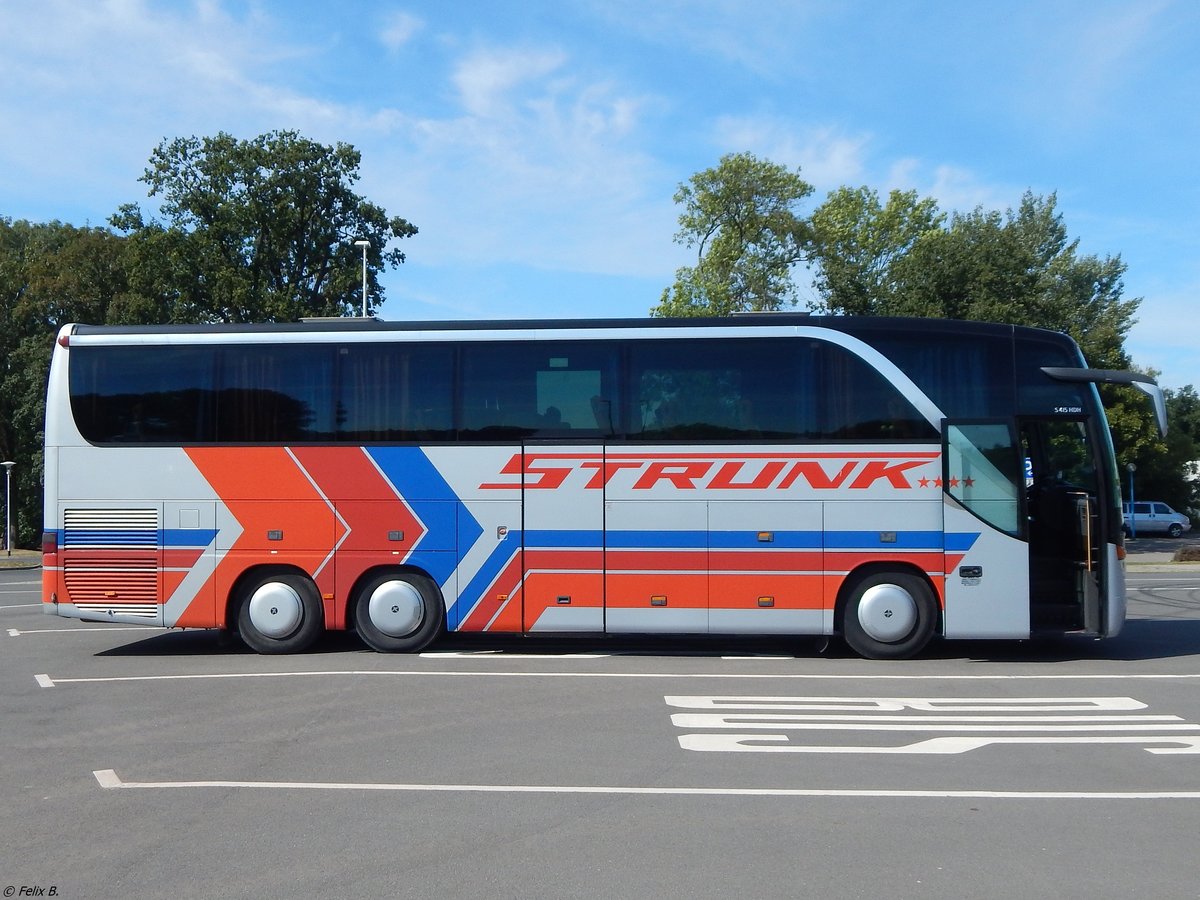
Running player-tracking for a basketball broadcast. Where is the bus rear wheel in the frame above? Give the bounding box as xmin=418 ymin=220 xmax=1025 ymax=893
xmin=236 ymin=572 xmax=324 ymax=654
xmin=842 ymin=571 xmax=938 ymax=660
xmin=354 ymin=571 xmax=444 ymax=653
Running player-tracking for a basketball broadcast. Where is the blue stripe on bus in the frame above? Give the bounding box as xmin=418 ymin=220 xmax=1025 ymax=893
xmin=545 ymin=530 xmax=978 ymax=552
xmin=709 ymin=531 xmax=822 ymax=549
xmin=606 ymin=531 xmax=708 ymax=549
xmin=524 ymin=530 xmax=604 ymax=548
xmin=59 ymin=528 xmax=218 ymax=548
xmin=163 ymin=529 xmax=218 ymax=547
xmin=945 ymin=532 xmax=980 ymax=552
xmin=824 ymin=530 xmax=944 ymax=550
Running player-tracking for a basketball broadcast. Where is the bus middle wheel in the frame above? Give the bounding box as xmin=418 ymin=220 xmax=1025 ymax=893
xmin=354 ymin=571 xmax=445 ymax=653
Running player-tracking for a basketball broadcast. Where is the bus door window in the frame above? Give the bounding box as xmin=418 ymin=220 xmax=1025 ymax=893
xmin=1022 ymin=420 xmax=1098 ymax=541
xmin=1021 ymin=418 xmax=1102 ymax=628
xmin=943 ymin=422 xmax=1022 ymax=535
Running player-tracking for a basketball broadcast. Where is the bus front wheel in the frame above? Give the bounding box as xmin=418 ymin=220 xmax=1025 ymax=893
xmin=236 ymin=572 xmax=324 ymax=654
xmin=354 ymin=571 xmax=445 ymax=653
xmin=842 ymin=571 xmax=938 ymax=660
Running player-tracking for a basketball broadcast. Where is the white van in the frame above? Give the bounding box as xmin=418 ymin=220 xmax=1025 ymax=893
xmin=1122 ymin=501 xmax=1192 ymax=538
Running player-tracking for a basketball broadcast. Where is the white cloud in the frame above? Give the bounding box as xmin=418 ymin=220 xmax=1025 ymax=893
xmin=379 ymin=10 xmax=423 ymax=52
xmin=581 ymin=0 xmax=830 ymax=79
xmin=708 ymin=116 xmax=870 ymax=193
xmin=1122 ymin=274 xmax=1200 ymax=390
xmin=451 ymin=46 xmax=568 ymax=118
xmin=1015 ymin=1 xmax=1173 ymax=131
xmin=909 ymin=164 xmax=1015 ymax=217
xmin=350 ymin=41 xmax=679 ymax=279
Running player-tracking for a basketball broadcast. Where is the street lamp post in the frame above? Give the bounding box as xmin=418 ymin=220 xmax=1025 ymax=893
xmin=2 ymin=461 xmax=14 ymax=557
xmin=354 ymin=240 xmax=370 ymax=317
xmin=1126 ymin=461 xmax=1137 ymax=539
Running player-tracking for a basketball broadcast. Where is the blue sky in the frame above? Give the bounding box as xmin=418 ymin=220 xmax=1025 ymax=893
xmin=2 ymin=0 xmax=1198 ymax=390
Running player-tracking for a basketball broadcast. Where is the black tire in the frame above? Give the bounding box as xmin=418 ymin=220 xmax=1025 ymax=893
xmin=235 ymin=571 xmax=324 ymax=654
xmin=1169 ymin=523 xmax=1184 ymax=538
xmin=354 ymin=571 xmax=444 ymax=653
xmin=841 ymin=571 xmax=938 ymax=660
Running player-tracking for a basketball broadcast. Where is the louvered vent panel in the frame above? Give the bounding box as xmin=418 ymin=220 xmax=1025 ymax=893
xmin=62 ymin=509 xmax=160 ymax=615
xmin=64 ymin=558 xmax=159 ymax=602
xmin=64 ymin=508 xmax=159 ymax=548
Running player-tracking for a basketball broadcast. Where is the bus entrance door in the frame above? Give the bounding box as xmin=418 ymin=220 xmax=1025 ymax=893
xmin=1020 ymin=419 xmax=1103 ymax=634
xmin=941 ymin=420 xmax=1029 ymax=639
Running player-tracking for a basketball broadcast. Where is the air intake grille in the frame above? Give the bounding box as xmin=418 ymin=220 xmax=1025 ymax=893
xmin=62 ymin=509 xmax=160 ymax=618
xmin=64 ymin=508 xmax=159 ymax=548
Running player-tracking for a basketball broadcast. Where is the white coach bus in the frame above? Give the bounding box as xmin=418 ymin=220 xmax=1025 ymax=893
xmin=41 ymin=314 xmax=1166 ymax=658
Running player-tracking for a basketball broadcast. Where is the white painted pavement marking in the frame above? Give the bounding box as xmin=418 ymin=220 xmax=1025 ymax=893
xmin=669 ymin=695 xmax=1200 ymax=755
xmin=10 ymin=625 xmax=166 ymax=636
xmin=678 ymin=734 xmax=1200 ymax=754
xmin=34 ymin=669 xmax=1200 ymax=688
xmin=424 ymin=650 xmax=800 ymax=660
xmin=672 ymin=718 xmax=1194 ymax=732
xmin=422 ymin=651 xmax=611 ymax=659
xmin=0 ymin=603 xmax=43 ymax=611
xmin=664 ymin=696 xmax=1154 ymax=710
xmin=91 ymin=769 xmax=1200 ymax=800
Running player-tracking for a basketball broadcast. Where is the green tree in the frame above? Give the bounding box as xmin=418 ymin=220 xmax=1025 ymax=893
xmin=809 ymin=186 xmax=944 ymax=315
xmin=809 ymin=188 xmax=1159 ymax=480
xmin=653 ymin=152 xmax=813 ymax=317
xmin=887 ymin=193 xmax=1138 ymax=369
xmin=0 ymin=131 xmax=418 ymax=546
xmin=1 ymin=219 xmax=130 ymax=547
xmin=811 ymin=190 xmax=1140 ymax=370
xmin=111 ymin=130 xmax=418 ymax=322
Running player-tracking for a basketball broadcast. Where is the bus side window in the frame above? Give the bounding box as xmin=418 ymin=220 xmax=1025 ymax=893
xmin=814 ymin=343 xmax=937 ymax=441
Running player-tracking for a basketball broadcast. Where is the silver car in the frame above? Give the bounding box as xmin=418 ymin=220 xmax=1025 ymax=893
xmin=1123 ymin=501 xmax=1192 ymax=538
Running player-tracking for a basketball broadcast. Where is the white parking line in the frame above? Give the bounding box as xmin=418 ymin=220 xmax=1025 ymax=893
xmin=10 ymin=626 xmax=166 ymax=636
xmin=422 ymin=651 xmax=611 ymax=659
xmin=37 ymin=669 xmax=1200 ymax=687
xmin=91 ymin=769 xmax=1200 ymax=800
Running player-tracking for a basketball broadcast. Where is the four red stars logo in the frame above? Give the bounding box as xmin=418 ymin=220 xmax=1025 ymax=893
xmin=918 ymin=476 xmax=975 ymax=488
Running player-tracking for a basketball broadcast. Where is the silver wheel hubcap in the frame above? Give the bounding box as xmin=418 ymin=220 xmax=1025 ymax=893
xmin=368 ymin=580 xmax=425 ymax=637
xmin=857 ymin=583 xmax=917 ymax=643
xmin=248 ymin=582 xmax=304 ymax=639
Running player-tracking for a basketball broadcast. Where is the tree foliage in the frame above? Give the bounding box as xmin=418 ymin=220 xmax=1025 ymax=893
xmin=808 ymin=186 xmax=943 ymax=315
xmin=0 ymin=131 xmax=417 ymax=546
xmin=653 ymin=153 xmax=813 ymax=316
xmin=1 ymin=219 xmax=131 ymax=547
xmin=110 ymin=130 xmax=417 ymax=322
xmin=811 ymin=190 xmax=1139 ymax=370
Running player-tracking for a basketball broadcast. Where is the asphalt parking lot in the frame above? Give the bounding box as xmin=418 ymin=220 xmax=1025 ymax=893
xmin=3 ymin=558 xmax=1200 ymax=899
